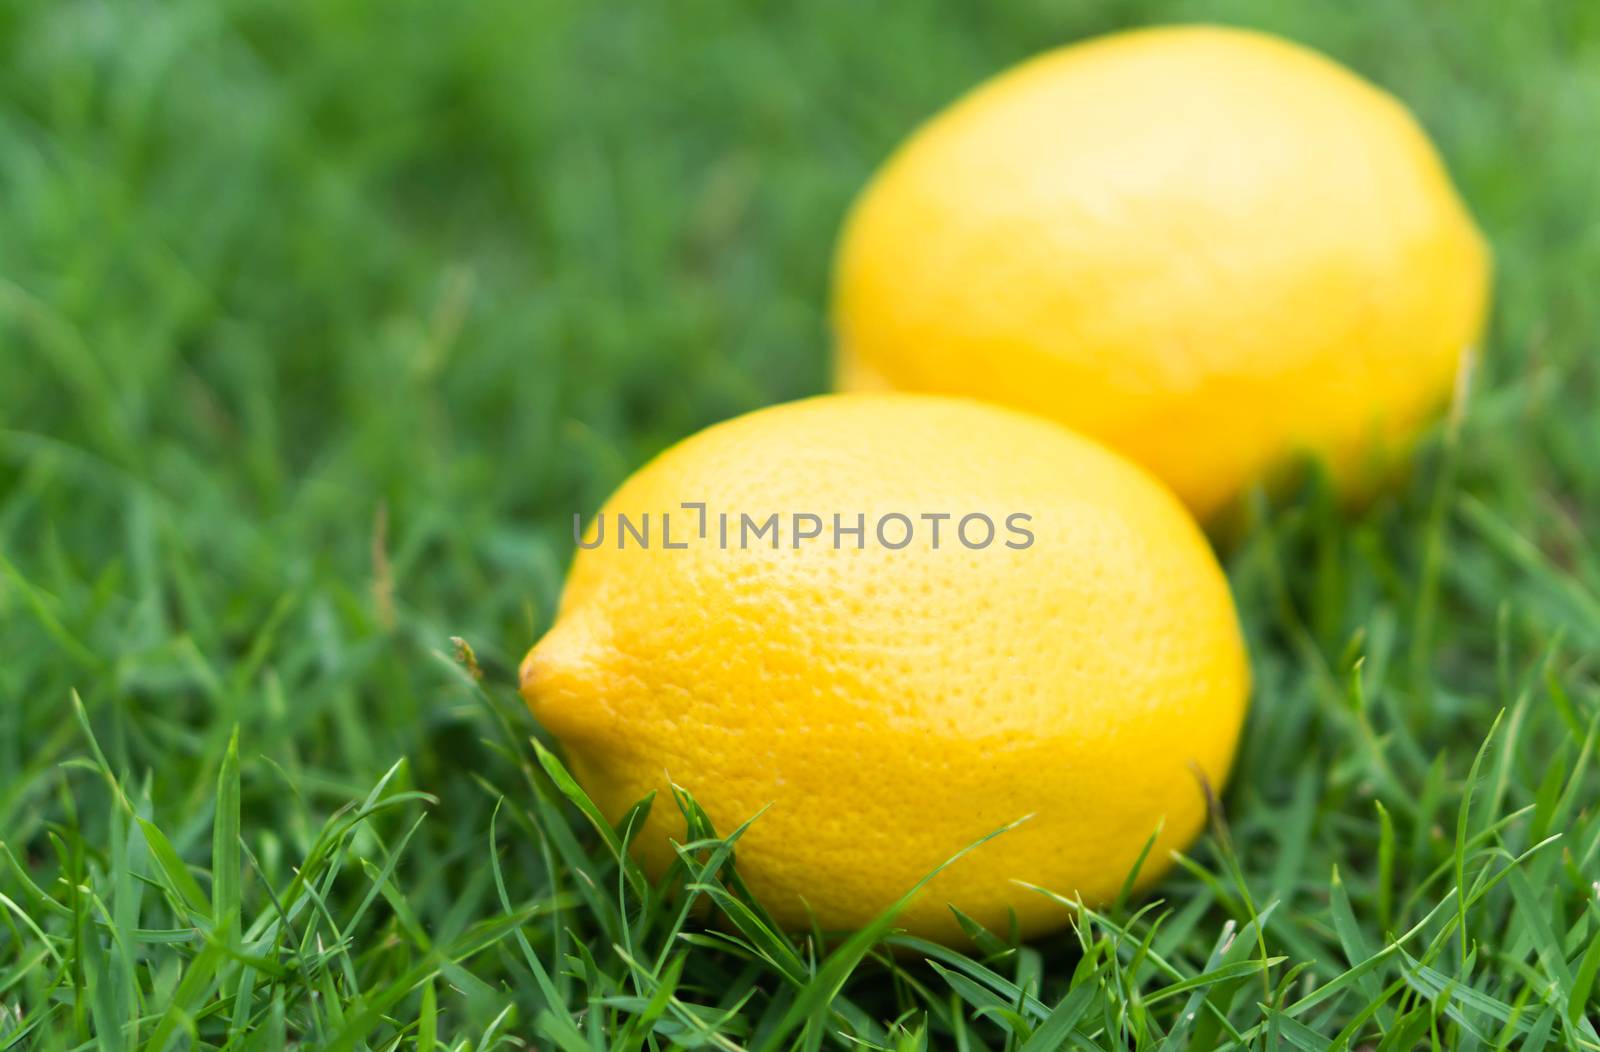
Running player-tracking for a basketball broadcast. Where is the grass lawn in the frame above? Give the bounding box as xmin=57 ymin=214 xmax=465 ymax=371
xmin=3 ymin=0 xmax=1599 ymax=1047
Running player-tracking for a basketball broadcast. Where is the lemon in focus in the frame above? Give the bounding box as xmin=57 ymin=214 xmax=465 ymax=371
xmin=833 ymin=26 xmax=1490 ymax=519
xmin=520 ymin=394 xmax=1248 ymax=941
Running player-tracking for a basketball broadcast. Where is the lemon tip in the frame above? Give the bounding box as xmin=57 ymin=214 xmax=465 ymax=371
xmin=517 ymin=646 xmax=542 ymax=704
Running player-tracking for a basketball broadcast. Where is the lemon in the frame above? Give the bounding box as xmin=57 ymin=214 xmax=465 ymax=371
xmin=520 ymin=394 xmax=1248 ymax=941
xmin=833 ymin=26 xmax=1490 ymax=519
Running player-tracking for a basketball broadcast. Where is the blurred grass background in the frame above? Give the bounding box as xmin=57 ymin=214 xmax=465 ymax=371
xmin=2 ymin=0 xmax=1599 ymax=1047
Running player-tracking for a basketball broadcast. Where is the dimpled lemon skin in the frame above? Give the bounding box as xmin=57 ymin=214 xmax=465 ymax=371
xmin=520 ymin=394 xmax=1248 ymax=942
xmin=833 ymin=25 xmax=1491 ymax=520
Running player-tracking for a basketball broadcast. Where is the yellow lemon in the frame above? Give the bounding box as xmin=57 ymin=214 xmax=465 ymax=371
xmin=520 ymin=394 xmax=1248 ymax=941
xmin=833 ymin=26 xmax=1490 ymax=519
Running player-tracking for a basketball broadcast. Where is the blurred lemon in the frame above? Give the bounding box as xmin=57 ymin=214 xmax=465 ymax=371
xmin=833 ymin=26 xmax=1490 ymax=519
xmin=520 ymin=394 xmax=1248 ymax=941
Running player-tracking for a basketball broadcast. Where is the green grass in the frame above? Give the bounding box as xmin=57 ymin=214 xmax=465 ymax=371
xmin=2 ymin=0 xmax=1599 ymax=1047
